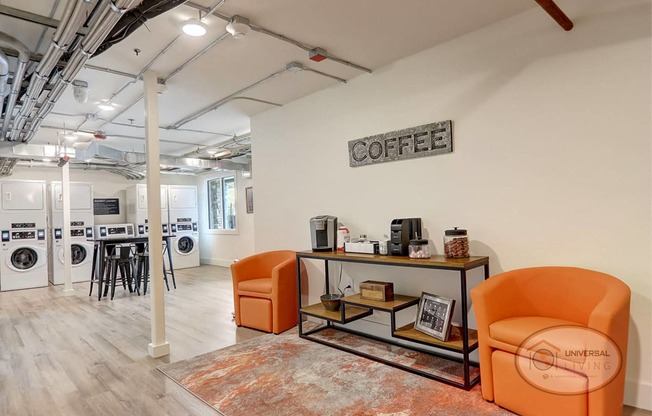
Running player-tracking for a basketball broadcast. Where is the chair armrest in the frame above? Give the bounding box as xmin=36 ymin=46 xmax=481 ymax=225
xmin=587 ymin=283 xmax=630 ymax=344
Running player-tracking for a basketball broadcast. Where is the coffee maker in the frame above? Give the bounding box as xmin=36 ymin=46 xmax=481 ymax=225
xmin=389 ymin=218 xmax=422 ymax=256
xmin=310 ymin=215 xmax=338 ymax=251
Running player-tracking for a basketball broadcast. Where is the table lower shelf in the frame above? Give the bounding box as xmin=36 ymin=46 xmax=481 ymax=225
xmin=393 ymin=323 xmax=479 ymax=353
xmin=300 ymin=324 xmax=480 ymax=390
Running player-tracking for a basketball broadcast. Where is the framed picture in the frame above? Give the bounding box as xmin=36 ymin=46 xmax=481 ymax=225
xmin=245 ymin=187 xmax=254 ymax=214
xmin=414 ymin=292 xmax=456 ymax=341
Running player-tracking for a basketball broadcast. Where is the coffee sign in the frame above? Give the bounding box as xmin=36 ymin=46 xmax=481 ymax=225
xmin=348 ymin=120 xmax=452 ymax=167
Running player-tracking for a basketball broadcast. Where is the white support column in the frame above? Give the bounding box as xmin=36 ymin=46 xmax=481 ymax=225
xmin=61 ymin=161 xmax=74 ymax=296
xmin=143 ymin=70 xmax=170 ymax=358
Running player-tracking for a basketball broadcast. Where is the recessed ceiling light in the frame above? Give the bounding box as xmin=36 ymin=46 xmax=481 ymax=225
xmin=97 ymin=103 xmax=115 ymax=111
xmin=182 ymin=19 xmax=207 ymax=37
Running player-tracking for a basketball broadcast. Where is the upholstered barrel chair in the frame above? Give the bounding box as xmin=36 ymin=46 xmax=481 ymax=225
xmin=471 ymin=267 xmax=630 ymax=416
xmin=231 ymin=250 xmax=298 ymax=334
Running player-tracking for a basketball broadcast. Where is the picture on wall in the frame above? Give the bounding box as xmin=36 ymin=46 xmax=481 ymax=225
xmin=414 ymin=292 xmax=456 ymax=341
xmin=245 ymin=187 xmax=254 ymax=214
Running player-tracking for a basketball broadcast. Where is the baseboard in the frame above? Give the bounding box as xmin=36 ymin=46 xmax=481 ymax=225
xmin=625 ymin=378 xmax=652 ymax=411
xmin=200 ymin=257 xmax=234 ymax=268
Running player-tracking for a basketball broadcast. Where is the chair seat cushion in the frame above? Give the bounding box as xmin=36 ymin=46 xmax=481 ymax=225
xmin=489 ymin=316 xmax=588 ymax=365
xmin=238 ymin=278 xmax=272 ymax=294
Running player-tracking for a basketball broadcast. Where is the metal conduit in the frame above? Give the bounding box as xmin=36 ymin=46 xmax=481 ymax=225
xmin=185 ymin=1 xmax=373 ymax=74
xmin=0 ymin=32 xmax=30 ymax=140
xmin=97 ymin=31 xmax=233 ymax=130
xmin=168 ymin=65 xmax=288 ymax=129
xmin=17 ymin=0 xmax=142 ymax=143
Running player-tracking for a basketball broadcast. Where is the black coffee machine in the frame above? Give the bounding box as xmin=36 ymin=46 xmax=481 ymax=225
xmin=389 ymin=218 xmax=422 ymax=256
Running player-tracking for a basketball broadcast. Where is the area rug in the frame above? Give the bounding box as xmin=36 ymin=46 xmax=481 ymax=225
xmin=159 ymin=327 xmax=513 ymax=416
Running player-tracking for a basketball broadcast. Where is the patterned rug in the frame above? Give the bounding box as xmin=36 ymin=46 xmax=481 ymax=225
xmin=158 ymin=327 xmax=513 ymax=416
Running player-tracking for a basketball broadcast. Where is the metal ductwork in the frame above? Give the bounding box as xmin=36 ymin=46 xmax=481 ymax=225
xmin=0 ymin=32 xmax=30 ymax=141
xmin=0 ymin=141 xmax=251 ymax=179
xmin=6 ymin=0 xmax=144 ymax=143
xmin=93 ymin=0 xmax=187 ymax=56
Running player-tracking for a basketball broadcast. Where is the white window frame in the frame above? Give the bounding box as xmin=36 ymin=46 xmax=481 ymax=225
xmin=206 ymin=175 xmax=238 ymax=235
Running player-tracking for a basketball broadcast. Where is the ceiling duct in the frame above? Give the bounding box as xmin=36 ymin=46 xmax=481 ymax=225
xmin=8 ymin=0 xmax=145 ymax=143
xmin=0 ymin=32 xmax=30 ymax=141
xmin=93 ymin=0 xmax=187 ymax=56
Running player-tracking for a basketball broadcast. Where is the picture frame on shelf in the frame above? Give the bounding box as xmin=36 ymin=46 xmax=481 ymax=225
xmin=414 ymin=292 xmax=456 ymax=341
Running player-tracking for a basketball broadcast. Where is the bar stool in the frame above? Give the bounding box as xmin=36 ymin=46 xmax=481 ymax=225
xmin=104 ymin=244 xmax=136 ymax=300
xmin=133 ymin=244 xmax=171 ymax=295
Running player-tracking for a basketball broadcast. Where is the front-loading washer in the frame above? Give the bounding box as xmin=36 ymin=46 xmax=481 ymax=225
xmin=0 ymin=228 xmax=48 ymax=291
xmin=48 ymin=225 xmax=95 ymax=285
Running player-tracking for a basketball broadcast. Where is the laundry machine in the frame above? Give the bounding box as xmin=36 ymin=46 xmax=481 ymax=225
xmin=126 ymin=184 xmax=169 ymax=233
xmin=47 ymin=181 xmax=95 ymax=285
xmin=0 ymin=227 xmax=48 ymax=291
xmin=169 ymin=216 xmax=200 ymax=269
xmin=168 ymin=185 xmax=199 ymax=270
xmin=48 ymin=224 xmax=95 ymax=285
xmin=0 ymin=180 xmax=47 ymax=228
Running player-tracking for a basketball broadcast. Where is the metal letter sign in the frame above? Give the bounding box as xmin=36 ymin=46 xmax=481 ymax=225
xmin=348 ymin=120 xmax=452 ymax=167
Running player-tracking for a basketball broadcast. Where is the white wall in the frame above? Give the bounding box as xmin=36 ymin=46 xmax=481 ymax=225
xmin=195 ymin=170 xmax=255 ymax=266
xmin=251 ymin=0 xmax=651 ymax=410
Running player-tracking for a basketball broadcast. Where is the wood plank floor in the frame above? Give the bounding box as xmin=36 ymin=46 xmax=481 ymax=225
xmin=0 ymin=265 xmax=262 ymax=416
xmin=0 ymin=265 xmax=648 ymax=416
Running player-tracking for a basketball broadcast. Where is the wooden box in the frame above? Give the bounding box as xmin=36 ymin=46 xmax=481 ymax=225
xmin=359 ymin=280 xmax=394 ymax=302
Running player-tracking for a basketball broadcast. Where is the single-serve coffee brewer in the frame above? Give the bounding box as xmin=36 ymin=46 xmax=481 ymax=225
xmin=389 ymin=218 xmax=422 ymax=256
xmin=310 ymin=215 xmax=338 ymax=251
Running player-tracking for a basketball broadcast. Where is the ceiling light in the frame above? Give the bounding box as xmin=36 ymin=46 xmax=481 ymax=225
xmin=182 ymin=19 xmax=207 ymax=36
xmin=226 ymin=15 xmax=250 ymax=39
xmin=286 ymin=62 xmax=304 ymax=73
xmin=97 ymin=103 xmax=115 ymax=111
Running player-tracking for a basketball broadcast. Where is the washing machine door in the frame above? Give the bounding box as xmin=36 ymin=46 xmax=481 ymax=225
xmin=58 ymin=244 xmax=88 ymax=266
xmin=7 ymin=246 xmax=45 ymax=272
xmin=175 ymin=236 xmax=197 ymax=256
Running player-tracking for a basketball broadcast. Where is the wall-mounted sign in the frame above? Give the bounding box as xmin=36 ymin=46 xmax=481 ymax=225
xmin=348 ymin=120 xmax=452 ymax=167
xmin=93 ymin=198 xmax=120 ymax=215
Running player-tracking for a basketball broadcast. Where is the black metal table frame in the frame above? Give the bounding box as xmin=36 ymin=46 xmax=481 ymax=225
xmin=296 ymin=251 xmax=489 ymax=390
xmin=89 ymin=235 xmax=177 ymax=300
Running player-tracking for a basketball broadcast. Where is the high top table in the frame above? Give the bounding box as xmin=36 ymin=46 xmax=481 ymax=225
xmin=89 ymin=235 xmax=176 ymax=300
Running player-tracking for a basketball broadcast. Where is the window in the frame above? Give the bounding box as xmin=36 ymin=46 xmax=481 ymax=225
xmin=208 ymin=176 xmax=236 ymax=230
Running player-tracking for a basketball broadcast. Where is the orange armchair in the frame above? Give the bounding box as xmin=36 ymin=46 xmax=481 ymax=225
xmin=231 ymin=250 xmax=298 ymax=334
xmin=471 ymin=267 xmax=630 ymax=416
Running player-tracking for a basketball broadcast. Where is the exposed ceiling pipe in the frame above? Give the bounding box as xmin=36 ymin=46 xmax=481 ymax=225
xmin=168 ymin=66 xmax=295 ymax=129
xmin=185 ymin=2 xmax=373 ymax=74
xmin=8 ymin=0 xmax=96 ymax=141
xmin=16 ymin=0 xmax=144 ymax=143
xmin=0 ymin=32 xmax=30 ymax=141
xmin=97 ymin=31 xmax=233 ymax=130
xmin=0 ymin=49 xmax=8 ymax=119
xmin=181 ymin=132 xmax=250 ymax=158
xmin=39 ymin=124 xmax=209 ymax=147
xmin=0 ymin=4 xmax=89 ymax=37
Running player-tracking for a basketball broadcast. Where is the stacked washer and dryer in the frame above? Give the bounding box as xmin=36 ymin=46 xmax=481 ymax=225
xmin=168 ymin=185 xmax=199 ymax=269
xmin=126 ymin=184 xmax=170 ymax=238
xmin=47 ymin=182 xmax=95 ymax=285
xmin=0 ymin=180 xmax=49 ymax=291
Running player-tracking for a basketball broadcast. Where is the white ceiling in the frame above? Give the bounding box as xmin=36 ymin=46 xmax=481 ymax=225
xmin=0 ymin=0 xmax=549 ymax=158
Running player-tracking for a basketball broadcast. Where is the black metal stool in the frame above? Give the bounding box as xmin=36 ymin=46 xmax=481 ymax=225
xmin=104 ymin=244 xmax=135 ymax=300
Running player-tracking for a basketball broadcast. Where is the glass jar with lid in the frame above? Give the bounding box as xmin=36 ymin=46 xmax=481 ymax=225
xmin=408 ymin=238 xmax=431 ymax=259
xmin=444 ymin=227 xmax=469 ymax=258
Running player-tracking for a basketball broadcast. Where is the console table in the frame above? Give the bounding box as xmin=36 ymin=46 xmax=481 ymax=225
xmin=296 ymin=250 xmax=489 ymax=390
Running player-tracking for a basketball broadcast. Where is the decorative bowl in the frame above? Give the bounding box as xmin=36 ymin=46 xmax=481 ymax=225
xmin=320 ymin=294 xmax=342 ymax=311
